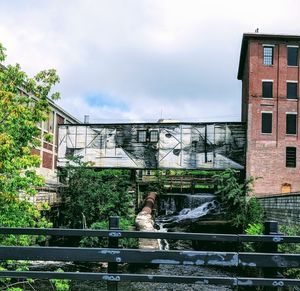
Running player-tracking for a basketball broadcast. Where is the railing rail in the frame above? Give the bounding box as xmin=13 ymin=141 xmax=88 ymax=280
xmin=0 ymin=271 xmax=299 ymax=287
xmin=0 ymin=227 xmax=299 ymax=243
xmin=0 ymin=246 xmax=299 ymax=267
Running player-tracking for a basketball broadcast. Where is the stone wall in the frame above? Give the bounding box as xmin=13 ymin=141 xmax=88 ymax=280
xmin=258 ymin=193 xmax=300 ymax=226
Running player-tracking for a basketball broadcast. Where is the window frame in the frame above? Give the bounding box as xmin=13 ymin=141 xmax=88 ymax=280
xmin=149 ymin=130 xmax=159 ymax=142
xmin=287 ymin=45 xmax=298 ymax=67
xmin=286 ymin=112 xmax=297 ymax=135
xmin=261 ymin=111 xmax=273 ymax=134
xmin=262 ymin=80 xmax=273 ymax=99
xmin=263 ymin=45 xmax=274 ymax=66
xmin=137 ymin=130 xmax=147 ymax=143
xmin=286 ymin=147 xmax=296 ymax=168
xmin=287 ymin=81 xmax=298 ymax=100
xmin=43 ymin=119 xmax=50 ymax=132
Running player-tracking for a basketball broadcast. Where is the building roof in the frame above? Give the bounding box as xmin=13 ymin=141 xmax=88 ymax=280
xmin=237 ymin=33 xmax=300 ymax=80
xmin=47 ymin=97 xmax=80 ymax=123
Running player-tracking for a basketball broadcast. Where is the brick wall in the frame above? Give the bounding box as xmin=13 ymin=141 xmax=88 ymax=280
xmin=35 ymin=111 xmax=77 ymax=184
xmin=259 ymin=193 xmax=300 ymax=226
xmin=42 ymin=151 xmax=53 ymax=169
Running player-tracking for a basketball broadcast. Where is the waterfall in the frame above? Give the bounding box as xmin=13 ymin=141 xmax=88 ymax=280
xmin=159 ymin=193 xmax=217 ymax=215
xmin=157 ymin=200 xmax=220 ymax=225
xmin=156 ymin=193 xmax=221 ymax=250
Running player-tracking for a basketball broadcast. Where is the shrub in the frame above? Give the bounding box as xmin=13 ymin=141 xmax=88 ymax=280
xmin=213 ymin=169 xmax=264 ymax=230
xmin=79 ymin=218 xmax=138 ymax=249
xmin=59 ymin=161 xmax=134 ymax=229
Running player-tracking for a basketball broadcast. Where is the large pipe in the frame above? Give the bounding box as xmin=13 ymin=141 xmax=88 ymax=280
xmin=141 ymin=192 xmax=156 ymax=214
xmin=135 ymin=191 xmax=159 ymax=249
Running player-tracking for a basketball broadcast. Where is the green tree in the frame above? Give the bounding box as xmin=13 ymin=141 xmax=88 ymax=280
xmin=59 ymin=159 xmax=134 ymax=229
xmin=0 ymin=43 xmax=59 ymax=245
xmin=213 ymin=169 xmax=264 ymax=231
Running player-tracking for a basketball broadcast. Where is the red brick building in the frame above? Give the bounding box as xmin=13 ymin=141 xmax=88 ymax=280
xmin=238 ymin=33 xmax=300 ymax=196
xmin=30 ymin=99 xmax=79 ymax=206
xmin=33 ymin=99 xmax=79 ymax=184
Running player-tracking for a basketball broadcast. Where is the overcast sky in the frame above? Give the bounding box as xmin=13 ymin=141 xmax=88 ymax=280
xmin=1 ymin=0 xmax=300 ymax=122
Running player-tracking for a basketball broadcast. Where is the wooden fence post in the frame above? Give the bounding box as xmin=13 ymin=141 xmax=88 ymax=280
xmin=107 ymin=216 xmax=120 ymax=291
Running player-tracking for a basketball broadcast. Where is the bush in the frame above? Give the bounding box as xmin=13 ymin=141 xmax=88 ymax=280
xmin=213 ymin=169 xmax=264 ymax=231
xmin=59 ymin=161 xmax=134 ymax=229
xmin=79 ymin=218 xmax=138 ymax=249
xmin=50 ymin=268 xmax=70 ymax=291
xmin=244 ymin=222 xmax=264 ymax=252
xmin=278 ymin=225 xmax=300 ymax=279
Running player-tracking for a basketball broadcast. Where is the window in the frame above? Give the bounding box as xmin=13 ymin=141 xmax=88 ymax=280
xmin=49 ymin=111 xmax=55 ymax=133
xmin=263 ymin=46 xmax=273 ymax=65
xmin=286 ymin=113 xmax=297 ymax=135
xmin=262 ymin=81 xmax=273 ymax=98
xmin=261 ymin=112 xmax=272 ymax=134
xmin=288 ymin=46 xmax=298 ymax=66
xmin=149 ymin=130 xmax=159 ymax=142
xmin=286 ymin=147 xmax=296 ymax=168
xmin=43 ymin=119 xmax=49 ymax=132
xmin=287 ymin=82 xmax=298 ymax=99
xmin=137 ymin=130 xmax=147 ymax=142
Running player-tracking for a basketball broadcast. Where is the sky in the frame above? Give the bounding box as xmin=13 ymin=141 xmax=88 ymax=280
xmin=1 ymin=0 xmax=300 ymax=123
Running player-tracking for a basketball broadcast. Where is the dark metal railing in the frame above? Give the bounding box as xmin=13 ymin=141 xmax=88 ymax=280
xmin=0 ymin=218 xmax=299 ymax=290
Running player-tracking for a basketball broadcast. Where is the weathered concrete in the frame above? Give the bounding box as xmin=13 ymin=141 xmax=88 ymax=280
xmin=58 ymin=123 xmax=245 ymax=170
xmin=135 ymin=192 xmax=160 ymax=249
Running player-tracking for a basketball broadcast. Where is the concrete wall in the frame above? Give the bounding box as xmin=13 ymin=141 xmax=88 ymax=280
xmin=259 ymin=193 xmax=300 ymax=226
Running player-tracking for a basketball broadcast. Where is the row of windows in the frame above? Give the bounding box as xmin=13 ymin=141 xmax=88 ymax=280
xmin=262 ymin=81 xmax=298 ymax=99
xmin=137 ymin=130 xmax=159 ymax=143
xmin=261 ymin=112 xmax=297 ymax=134
xmin=263 ymin=45 xmax=298 ymax=66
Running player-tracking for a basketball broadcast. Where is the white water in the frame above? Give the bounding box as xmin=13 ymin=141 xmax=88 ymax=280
xmin=157 ymin=200 xmax=220 ymax=225
xmin=156 ymin=196 xmax=221 ymax=250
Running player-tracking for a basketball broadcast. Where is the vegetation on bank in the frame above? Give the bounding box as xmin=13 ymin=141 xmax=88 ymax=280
xmin=58 ymin=158 xmax=137 ymax=248
xmin=0 ymin=43 xmax=59 ymax=244
xmin=59 ymin=159 xmax=134 ymax=229
xmin=213 ymin=169 xmax=264 ymax=231
xmin=0 ymin=43 xmax=62 ymax=289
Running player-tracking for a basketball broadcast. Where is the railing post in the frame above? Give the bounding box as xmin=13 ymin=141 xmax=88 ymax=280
xmin=263 ymin=220 xmax=279 ymax=291
xmin=264 ymin=221 xmax=279 ymax=252
xmin=107 ymin=216 xmax=120 ymax=291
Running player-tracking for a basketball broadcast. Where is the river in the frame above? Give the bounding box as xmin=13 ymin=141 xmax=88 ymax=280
xmin=17 ymin=193 xmax=234 ymax=290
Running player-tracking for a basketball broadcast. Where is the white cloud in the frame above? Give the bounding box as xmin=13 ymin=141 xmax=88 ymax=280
xmin=1 ymin=0 xmax=300 ymax=122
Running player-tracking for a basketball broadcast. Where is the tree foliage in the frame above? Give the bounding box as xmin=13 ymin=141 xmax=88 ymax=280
xmin=213 ymin=169 xmax=264 ymax=231
xmin=0 ymin=43 xmax=59 ymax=244
xmin=59 ymin=159 xmax=134 ymax=229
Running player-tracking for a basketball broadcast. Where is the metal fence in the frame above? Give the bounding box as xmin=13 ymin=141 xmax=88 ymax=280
xmin=0 ymin=218 xmax=300 ymax=290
